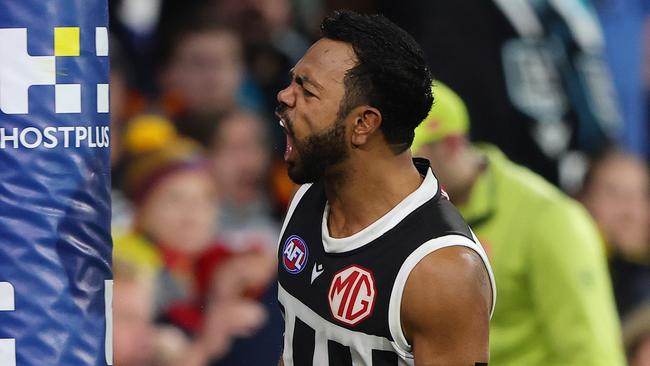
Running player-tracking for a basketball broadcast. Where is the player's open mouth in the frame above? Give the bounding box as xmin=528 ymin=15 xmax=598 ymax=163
xmin=279 ymin=118 xmax=294 ymax=162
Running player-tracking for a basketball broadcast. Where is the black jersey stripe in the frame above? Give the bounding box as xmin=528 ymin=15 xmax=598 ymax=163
xmin=327 ymin=340 xmax=353 ymax=365
xmin=372 ymin=349 xmax=399 ymax=365
xmin=293 ymin=317 xmax=315 ymax=366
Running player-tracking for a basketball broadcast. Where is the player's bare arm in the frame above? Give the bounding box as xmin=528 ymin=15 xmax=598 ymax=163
xmin=402 ymin=246 xmax=492 ymax=365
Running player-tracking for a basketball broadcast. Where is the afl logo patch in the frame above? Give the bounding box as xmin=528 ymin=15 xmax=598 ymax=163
xmin=282 ymin=235 xmax=309 ymax=274
xmin=328 ymin=265 xmax=376 ymax=326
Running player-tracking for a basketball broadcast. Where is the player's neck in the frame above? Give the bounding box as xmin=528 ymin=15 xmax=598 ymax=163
xmin=324 ymin=152 xmax=422 ymax=239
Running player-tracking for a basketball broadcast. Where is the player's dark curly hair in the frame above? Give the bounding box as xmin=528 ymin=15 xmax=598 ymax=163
xmin=321 ymin=10 xmax=433 ymax=153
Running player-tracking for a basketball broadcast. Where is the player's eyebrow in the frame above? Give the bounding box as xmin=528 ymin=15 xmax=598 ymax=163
xmin=289 ymin=68 xmax=324 ymax=92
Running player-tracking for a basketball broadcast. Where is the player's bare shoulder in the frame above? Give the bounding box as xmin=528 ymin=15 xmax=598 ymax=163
xmin=402 ymin=246 xmax=492 ymax=364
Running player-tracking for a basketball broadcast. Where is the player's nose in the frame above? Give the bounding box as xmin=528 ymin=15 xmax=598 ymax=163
xmin=277 ymin=84 xmax=295 ymax=109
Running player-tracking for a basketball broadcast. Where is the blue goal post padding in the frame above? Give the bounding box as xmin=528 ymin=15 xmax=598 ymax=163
xmin=0 ymin=1 xmax=112 ymax=365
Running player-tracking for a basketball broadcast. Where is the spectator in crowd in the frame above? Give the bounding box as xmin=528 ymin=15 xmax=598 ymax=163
xmin=623 ymin=302 xmax=650 ymax=366
xmin=579 ymin=149 xmax=650 ymax=316
xmin=111 ymin=114 xmax=180 ymax=233
xmin=113 ymin=255 xmax=269 ymax=366
xmin=205 ymin=250 xmax=283 ymax=365
xmin=208 ymin=109 xmax=280 ymax=254
xmin=412 ymin=82 xmax=625 ymax=365
xmin=158 ymin=20 xmax=259 ymax=122
xmin=114 ymin=138 xmax=276 ymax=364
xmin=113 ymin=258 xmax=157 ymax=366
xmin=116 ymin=138 xmax=221 ymax=320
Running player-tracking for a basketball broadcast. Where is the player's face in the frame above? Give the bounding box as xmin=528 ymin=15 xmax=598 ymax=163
xmin=581 ymin=154 xmax=649 ymax=255
xmin=276 ymin=38 xmax=356 ymax=184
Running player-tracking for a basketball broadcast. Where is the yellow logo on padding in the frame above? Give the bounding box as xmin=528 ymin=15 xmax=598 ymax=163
xmin=0 ymin=26 xmax=108 ymax=114
xmin=54 ymin=27 xmax=79 ymax=56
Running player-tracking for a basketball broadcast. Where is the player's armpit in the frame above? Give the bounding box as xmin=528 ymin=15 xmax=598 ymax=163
xmin=401 ymin=246 xmax=492 ymax=365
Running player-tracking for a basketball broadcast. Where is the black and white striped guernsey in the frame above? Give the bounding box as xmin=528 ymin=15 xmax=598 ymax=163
xmin=277 ymin=158 xmax=496 ymax=365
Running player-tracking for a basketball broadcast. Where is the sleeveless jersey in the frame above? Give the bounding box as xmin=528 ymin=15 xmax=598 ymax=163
xmin=277 ymin=158 xmax=496 ymax=365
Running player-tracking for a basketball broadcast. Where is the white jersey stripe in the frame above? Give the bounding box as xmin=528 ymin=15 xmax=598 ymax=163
xmin=277 ymin=183 xmax=313 ymax=252
xmin=282 ymin=302 xmax=297 ymax=366
xmin=313 ymin=331 xmax=327 ymax=366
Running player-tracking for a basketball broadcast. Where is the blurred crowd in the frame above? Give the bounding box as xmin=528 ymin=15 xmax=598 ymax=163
xmin=107 ymin=0 xmax=650 ymax=365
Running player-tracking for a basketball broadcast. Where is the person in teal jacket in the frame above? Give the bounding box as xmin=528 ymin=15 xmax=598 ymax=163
xmin=412 ymin=82 xmax=626 ymax=365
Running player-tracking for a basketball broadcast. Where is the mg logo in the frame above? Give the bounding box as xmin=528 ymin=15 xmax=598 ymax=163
xmin=282 ymin=235 xmax=309 ymax=274
xmin=328 ymin=265 xmax=376 ymax=326
xmin=0 ymin=27 xmax=109 ymax=114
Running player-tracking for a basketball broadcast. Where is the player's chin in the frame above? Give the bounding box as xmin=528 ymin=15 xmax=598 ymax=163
xmin=286 ymin=158 xmax=299 ymax=172
xmin=287 ymin=163 xmax=301 ymax=183
xmin=287 ymin=162 xmax=313 ymax=185
xmin=286 ymin=161 xmax=296 ymax=172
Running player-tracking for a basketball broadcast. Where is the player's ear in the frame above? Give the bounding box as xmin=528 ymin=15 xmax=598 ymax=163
xmin=351 ymin=106 xmax=381 ymax=147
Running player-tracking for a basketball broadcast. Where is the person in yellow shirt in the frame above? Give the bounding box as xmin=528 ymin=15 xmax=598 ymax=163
xmin=412 ymin=82 xmax=625 ymax=365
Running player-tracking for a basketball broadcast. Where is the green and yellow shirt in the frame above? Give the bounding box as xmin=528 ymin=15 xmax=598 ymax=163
xmin=458 ymin=145 xmax=625 ymax=366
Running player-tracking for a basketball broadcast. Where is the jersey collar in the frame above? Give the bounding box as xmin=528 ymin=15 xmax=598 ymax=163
xmin=321 ymin=160 xmax=439 ymax=254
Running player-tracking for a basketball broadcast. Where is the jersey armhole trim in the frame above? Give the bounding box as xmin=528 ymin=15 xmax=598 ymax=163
xmin=387 ymin=234 xmax=496 ymax=357
xmin=277 ymin=183 xmax=313 ymax=252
